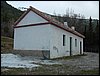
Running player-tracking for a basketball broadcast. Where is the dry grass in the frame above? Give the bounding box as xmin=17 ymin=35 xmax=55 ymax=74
xmin=1 ymin=36 xmax=13 ymax=53
xmin=75 ymin=69 xmax=99 ymax=75
xmin=1 ymin=65 xmax=99 ymax=75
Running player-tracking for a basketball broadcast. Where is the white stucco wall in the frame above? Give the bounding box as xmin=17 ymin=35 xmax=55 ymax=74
xmin=14 ymin=23 xmax=83 ymax=58
xmin=49 ymin=25 xmax=83 ymax=58
xmin=14 ymin=9 xmax=83 ymax=58
xmin=17 ymin=10 xmax=48 ymax=26
xmin=14 ymin=24 xmax=51 ymax=50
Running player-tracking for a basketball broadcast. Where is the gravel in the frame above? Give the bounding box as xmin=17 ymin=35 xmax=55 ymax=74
xmin=55 ymin=52 xmax=99 ymax=71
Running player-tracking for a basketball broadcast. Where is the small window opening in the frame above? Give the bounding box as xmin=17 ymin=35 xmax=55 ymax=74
xmin=63 ymin=35 xmax=66 ymax=46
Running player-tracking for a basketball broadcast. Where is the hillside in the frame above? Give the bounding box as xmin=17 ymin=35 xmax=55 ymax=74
xmin=1 ymin=1 xmax=99 ymax=53
xmin=1 ymin=1 xmax=23 ymax=22
xmin=1 ymin=1 xmax=23 ymax=38
xmin=1 ymin=1 xmax=98 ymax=37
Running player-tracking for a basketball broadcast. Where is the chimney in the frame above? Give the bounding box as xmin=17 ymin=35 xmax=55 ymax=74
xmin=64 ymin=22 xmax=68 ymax=28
xmin=71 ymin=26 xmax=75 ymax=30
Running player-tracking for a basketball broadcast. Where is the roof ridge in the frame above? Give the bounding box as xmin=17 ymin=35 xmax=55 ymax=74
xmin=30 ymin=6 xmax=84 ymax=37
xmin=30 ymin=6 xmax=64 ymax=26
xmin=14 ymin=6 xmax=85 ymax=38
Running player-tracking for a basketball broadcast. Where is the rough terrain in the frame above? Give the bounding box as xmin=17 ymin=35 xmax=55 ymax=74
xmin=1 ymin=52 xmax=99 ymax=75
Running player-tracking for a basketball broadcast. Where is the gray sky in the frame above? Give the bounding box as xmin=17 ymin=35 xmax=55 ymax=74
xmin=6 ymin=1 xmax=99 ymax=19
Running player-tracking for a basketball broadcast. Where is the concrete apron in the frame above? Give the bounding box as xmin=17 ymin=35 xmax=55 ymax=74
xmin=12 ymin=50 xmax=50 ymax=60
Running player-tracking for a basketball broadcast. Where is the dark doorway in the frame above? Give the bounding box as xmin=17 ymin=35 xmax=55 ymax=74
xmin=70 ymin=37 xmax=72 ymax=56
xmin=80 ymin=41 xmax=82 ymax=54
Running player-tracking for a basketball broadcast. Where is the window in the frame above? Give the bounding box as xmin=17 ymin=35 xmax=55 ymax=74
xmin=63 ymin=35 xmax=66 ymax=46
xmin=75 ymin=39 xmax=77 ymax=47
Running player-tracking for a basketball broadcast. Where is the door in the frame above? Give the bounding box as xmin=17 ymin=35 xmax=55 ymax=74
xmin=70 ymin=37 xmax=72 ymax=56
xmin=80 ymin=41 xmax=82 ymax=54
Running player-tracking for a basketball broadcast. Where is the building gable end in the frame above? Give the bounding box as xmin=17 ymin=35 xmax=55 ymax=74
xmin=15 ymin=10 xmax=48 ymax=26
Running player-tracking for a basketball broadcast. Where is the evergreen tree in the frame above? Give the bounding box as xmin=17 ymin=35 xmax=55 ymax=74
xmin=86 ymin=16 xmax=94 ymax=51
xmin=94 ymin=20 xmax=99 ymax=47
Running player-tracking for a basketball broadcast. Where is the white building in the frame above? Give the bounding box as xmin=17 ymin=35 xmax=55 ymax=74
xmin=13 ymin=6 xmax=85 ymax=59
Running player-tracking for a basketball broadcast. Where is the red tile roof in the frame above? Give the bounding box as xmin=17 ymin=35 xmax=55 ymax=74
xmin=14 ymin=6 xmax=85 ymax=38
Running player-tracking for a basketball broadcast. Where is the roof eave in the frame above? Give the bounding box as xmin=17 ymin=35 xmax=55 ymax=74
xmin=13 ymin=6 xmax=85 ymax=38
